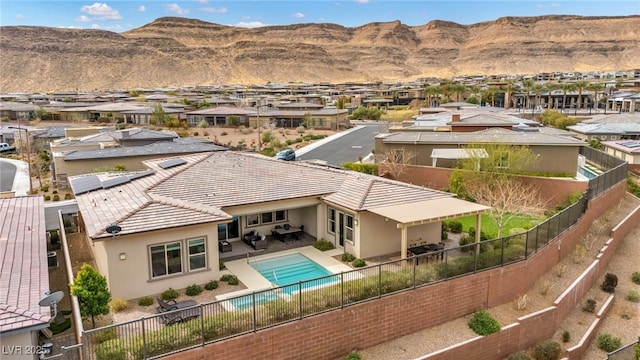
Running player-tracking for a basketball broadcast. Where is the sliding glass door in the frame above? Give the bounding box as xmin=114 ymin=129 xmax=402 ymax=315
xmin=217 ymin=216 xmax=239 ymax=241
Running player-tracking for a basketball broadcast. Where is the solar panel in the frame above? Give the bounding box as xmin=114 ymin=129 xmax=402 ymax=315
xmin=102 ymin=176 xmax=131 ymax=189
xmin=128 ymin=169 xmax=155 ymax=181
xmin=70 ymin=175 xmax=103 ymax=195
xmin=158 ymin=158 xmax=187 ymax=169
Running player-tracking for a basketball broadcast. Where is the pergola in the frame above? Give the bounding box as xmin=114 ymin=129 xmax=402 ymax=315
xmin=368 ymin=197 xmax=491 ymax=259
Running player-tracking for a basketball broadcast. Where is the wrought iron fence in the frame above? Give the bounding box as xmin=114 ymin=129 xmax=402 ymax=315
xmin=606 ymin=337 xmax=640 ymax=360
xmin=81 ymin=148 xmax=629 ymax=359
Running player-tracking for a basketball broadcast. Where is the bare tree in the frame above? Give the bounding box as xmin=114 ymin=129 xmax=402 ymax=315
xmin=378 ymin=148 xmax=416 ymax=180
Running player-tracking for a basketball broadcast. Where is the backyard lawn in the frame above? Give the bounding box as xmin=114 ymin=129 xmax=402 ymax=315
xmin=453 ymin=213 xmax=543 ymax=238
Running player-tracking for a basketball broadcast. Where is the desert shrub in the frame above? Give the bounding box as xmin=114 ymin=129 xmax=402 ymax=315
xmin=138 ymin=297 xmax=154 ymax=306
xmin=539 ymin=280 xmax=554 ymax=296
xmin=198 ymin=119 xmax=208 ymax=128
xmin=192 ymin=131 xmax=199 ymax=136
xmin=597 ymin=333 xmax=622 ymax=352
xmin=533 ymin=340 xmax=561 ymax=360
xmin=634 ymin=343 xmax=640 ymax=360
xmin=632 ymin=271 xmax=640 ymax=285
xmin=64 ymin=193 xmax=73 ymax=200
xmin=468 ymin=309 xmax=500 ymax=336
xmin=109 ymin=298 xmax=128 ymax=313
xmin=342 ymin=351 xmax=362 ymax=360
xmin=161 ymin=287 xmax=179 ymax=301
xmin=562 ymin=331 xmax=571 ymax=343
xmin=44 ymin=195 xmax=51 ymax=201
xmin=601 ymin=273 xmax=618 ymax=293
xmin=52 ymin=190 xmax=58 ymax=194
xmin=205 ymin=280 xmax=219 ymax=291
xmin=219 ymin=260 xmax=226 ymax=270
xmin=341 ymin=253 xmax=356 ymax=262
xmin=220 ymin=274 xmax=233 ymax=282
xmin=352 ymin=259 xmax=366 ymax=268
xmin=220 ymin=131 xmax=228 ymax=136
xmin=95 ymin=339 xmax=127 ymax=360
xmin=227 ymin=275 xmax=239 ymax=286
xmin=41 ymin=185 xmax=49 ymax=192
xmin=92 ymin=327 xmax=118 ymax=343
xmin=583 ymin=299 xmax=597 ymax=313
xmin=296 ymin=126 xmax=306 ymax=134
xmin=626 ymin=289 xmax=639 ymax=302
xmin=313 ymin=239 xmax=335 ymax=251
xmin=53 ymin=194 xmax=60 ymax=201
xmin=447 ymin=220 xmax=463 ymax=233
xmin=185 ymin=284 xmax=203 ymax=296
xmin=508 ymin=352 xmax=531 ymax=360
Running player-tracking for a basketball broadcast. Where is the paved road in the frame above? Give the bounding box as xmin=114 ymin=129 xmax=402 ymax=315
xmin=297 ymin=123 xmax=388 ymax=166
xmin=0 ymin=160 xmax=17 ymax=192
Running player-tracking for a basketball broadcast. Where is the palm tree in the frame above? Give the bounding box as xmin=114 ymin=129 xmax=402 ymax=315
xmin=425 ymin=85 xmax=441 ymax=107
xmin=544 ymin=83 xmax=560 ymax=109
xmin=522 ymin=78 xmax=535 ymax=110
xmin=452 ymin=84 xmax=466 ymax=102
xmin=482 ymin=86 xmax=500 ymax=107
xmin=532 ymin=83 xmax=545 ymax=110
xmin=574 ymin=80 xmax=589 ymax=109
xmin=587 ymin=82 xmax=604 ymax=112
xmin=502 ymin=81 xmax=516 ymax=109
xmin=560 ymin=83 xmax=577 ymax=112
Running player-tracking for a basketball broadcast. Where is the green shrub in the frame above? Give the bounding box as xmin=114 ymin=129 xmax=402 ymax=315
xmin=468 ymin=309 xmax=500 ymax=336
xmin=205 ymin=280 xmax=219 ymax=291
xmin=228 ymin=275 xmax=239 ymax=286
xmin=313 ymin=239 xmax=335 ymax=251
xmin=161 ymin=287 xmax=179 ymax=301
xmin=562 ymin=330 xmax=571 ymax=343
xmin=138 ymin=297 xmax=154 ymax=306
xmin=44 ymin=195 xmax=51 ymax=201
xmin=533 ymin=340 xmax=561 ymax=360
xmin=601 ymin=273 xmax=618 ymax=293
xmin=342 ymin=351 xmax=362 ymax=360
xmin=185 ymin=284 xmax=203 ymax=296
xmin=41 ymin=185 xmax=49 ymax=192
xmin=220 ymin=274 xmax=233 ymax=282
xmin=597 ymin=333 xmax=622 ymax=352
xmin=352 ymin=259 xmax=366 ymax=268
xmin=448 ymin=220 xmax=463 ymax=233
xmin=53 ymin=194 xmax=60 ymax=201
xmin=52 ymin=190 xmax=58 ymax=194
xmin=627 ymin=289 xmax=640 ymax=302
xmin=632 ymin=271 xmax=640 ymax=285
xmin=109 ymin=298 xmax=128 ymax=312
xmin=634 ymin=343 xmax=640 ymax=360
xmin=64 ymin=193 xmax=73 ymax=200
xmin=508 ymin=352 xmax=531 ymax=360
xmin=219 ymin=260 xmax=226 ymax=270
xmin=95 ymin=338 xmax=127 ymax=360
xmin=342 ymin=253 xmax=356 ymax=262
xmin=49 ymin=318 xmax=71 ymax=334
xmin=221 ymin=131 xmax=228 ymax=136
xmin=92 ymin=327 xmax=117 ymax=343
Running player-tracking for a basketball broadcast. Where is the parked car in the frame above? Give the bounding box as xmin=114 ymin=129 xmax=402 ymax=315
xmin=274 ymin=148 xmax=296 ymax=161
xmin=0 ymin=143 xmax=16 ymax=153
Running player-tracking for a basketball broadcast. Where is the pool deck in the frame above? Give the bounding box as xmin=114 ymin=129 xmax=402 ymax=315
xmin=217 ymin=246 xmax=352 ymax=301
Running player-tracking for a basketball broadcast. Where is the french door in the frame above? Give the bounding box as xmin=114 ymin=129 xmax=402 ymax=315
xmin=217 ymin=216 xmax=239 ymax=241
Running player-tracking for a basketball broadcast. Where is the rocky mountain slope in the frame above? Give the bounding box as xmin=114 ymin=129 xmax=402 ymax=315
xmin=1 ymin=15 xmax=639 ymax=92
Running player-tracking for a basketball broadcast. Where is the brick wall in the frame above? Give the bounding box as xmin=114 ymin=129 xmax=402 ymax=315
xmin=164 ymin=182 xmax=632 ymax=360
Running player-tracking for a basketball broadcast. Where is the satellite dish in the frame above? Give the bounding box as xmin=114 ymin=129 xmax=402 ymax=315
xmin=39 ymin=291 xmax=65 ymax=322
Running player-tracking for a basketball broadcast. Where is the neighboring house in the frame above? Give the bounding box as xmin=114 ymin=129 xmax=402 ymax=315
xmin=566 ymin=123 xmax=640 ymax=141
xmin=0 ymin=102 xmax=37 ymax=121
xmin=247 ymin=108 xmax=349 ymax=130
xmin=447 ymin=112 xmax=540 ymax=132
xmin=375 ymin=128 xmax=586 ymax=175
xmin=52 ymin=139 xmax=226 ymax=187
xmin=601 ymin=139 xmax=640 ymax=174
xmin=0 ymin=196 xmax=52 ymax=360
xmin=69 ymin=151 xmax=488 ymax=300
xmin=120 ymin=106 xmax=185 ymax=125
xmin=185 ymin=107 xmax=256 ymax=126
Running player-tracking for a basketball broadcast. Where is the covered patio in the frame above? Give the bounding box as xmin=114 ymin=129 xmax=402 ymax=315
xmin=368 ymin=197 xmax=491 ymax=259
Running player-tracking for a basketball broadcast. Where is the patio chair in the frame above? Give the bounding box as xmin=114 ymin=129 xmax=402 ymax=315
xmin=160 ymin=306 xmax=201 ymax=325
xmin=156 ymin=297 xmax=198 ymax=313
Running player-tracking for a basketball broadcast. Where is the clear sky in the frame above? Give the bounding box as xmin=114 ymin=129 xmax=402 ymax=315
xmin=0 ymin=0 xmax=638 ymax=32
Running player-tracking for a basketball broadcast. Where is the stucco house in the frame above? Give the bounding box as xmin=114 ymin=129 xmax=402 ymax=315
xmin=69 ymin=151 xmax=487 ymax=300
xmin=375 ymin=128 xmax=586 ymax=175
xmin=0 ymin=196 xmax=52 ymax=360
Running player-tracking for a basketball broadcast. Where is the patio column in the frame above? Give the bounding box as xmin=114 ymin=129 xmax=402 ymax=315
xmin=400 ymin=224 xmax=408 ymax=260
xmin=475 ymin=213 xmax=482 ymax=254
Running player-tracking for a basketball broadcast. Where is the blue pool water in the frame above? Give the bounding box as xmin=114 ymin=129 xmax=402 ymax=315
xmin=250 ymin=253 xmax=336 ymax=294
xmin=578 ymin=166 xmax=598 ymax=179
xmin=226 ymin=291 xmax=281 ymax=310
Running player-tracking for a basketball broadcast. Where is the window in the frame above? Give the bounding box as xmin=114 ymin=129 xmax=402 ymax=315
xmin=345 ymin=214 xmax=354 ymax=242
xmin=247 ymin=214 xmax=259 ymax=226
xmin=261 ymin=212 xmax=273 ymax=224
xmin=328 ymin=207 xmax=336 ymax=234
xmin=188 ymin=238 xmax=206 ymax=271
xmin=150 ymin=242 xmax=182 ymax=278
xmin=247 ymin=210 xmax=287 ymax=227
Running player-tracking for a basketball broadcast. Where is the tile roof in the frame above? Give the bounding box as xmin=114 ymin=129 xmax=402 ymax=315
xmin=73 ymin=151 xmax=454 ymax=239
xmin=62 ymin=140 xmax=226 ymax=160
xmin=0 ymin=196 xmax=51 ymax=333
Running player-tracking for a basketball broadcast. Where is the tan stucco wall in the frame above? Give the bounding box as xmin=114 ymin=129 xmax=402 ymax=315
xmin=53 ymin=154 xmax=169 ymax=181
xmin=0 ymin=331 xmax=38 ymax=360
xmin=97 ymin=223 xmax=220 ymax=300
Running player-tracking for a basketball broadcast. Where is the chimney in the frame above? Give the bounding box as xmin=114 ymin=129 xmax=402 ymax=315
xmin=451 ymin=113 xmax=461 ymax=122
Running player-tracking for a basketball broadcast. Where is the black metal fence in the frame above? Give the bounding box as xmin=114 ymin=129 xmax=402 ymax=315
xmin=606 ymin=338 xmax=640 ymax=360
xmin=81 ymin=148 xmax=629 ymax=360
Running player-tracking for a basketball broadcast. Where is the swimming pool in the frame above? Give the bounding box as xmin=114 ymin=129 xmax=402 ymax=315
xmin=578 ymin=166 xmax=598 ymax=179
xmin=250 ymin=253 xmax=337 ymax=294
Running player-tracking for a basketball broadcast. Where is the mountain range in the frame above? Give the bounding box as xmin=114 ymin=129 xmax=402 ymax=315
xmin=1 ymin=15 xmax=639 ymax=92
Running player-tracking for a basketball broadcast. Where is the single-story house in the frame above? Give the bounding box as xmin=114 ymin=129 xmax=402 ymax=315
xmin=601 ymin=139 xmax=640 ymax=166
xmin=0 ymin=196 xmax=52 ymax=360
xmin=566 ymin=122 xmax=640 ymax=141
xmin=185 ymin=107 xmax=256 ymax=126
xmin=375 ymin=128 xmax=586 ymax=175
xmin=70 ymin=152 xmax=488 ymax=299
xmin=247 ymin=108 xmax=349 ymax=130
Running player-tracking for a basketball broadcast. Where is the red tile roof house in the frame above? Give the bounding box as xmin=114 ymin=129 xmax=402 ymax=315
xmin=0 ymin=196 xmax=52 ymax=360
xmin=69 ymin=152 xmax=488 ymax=300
